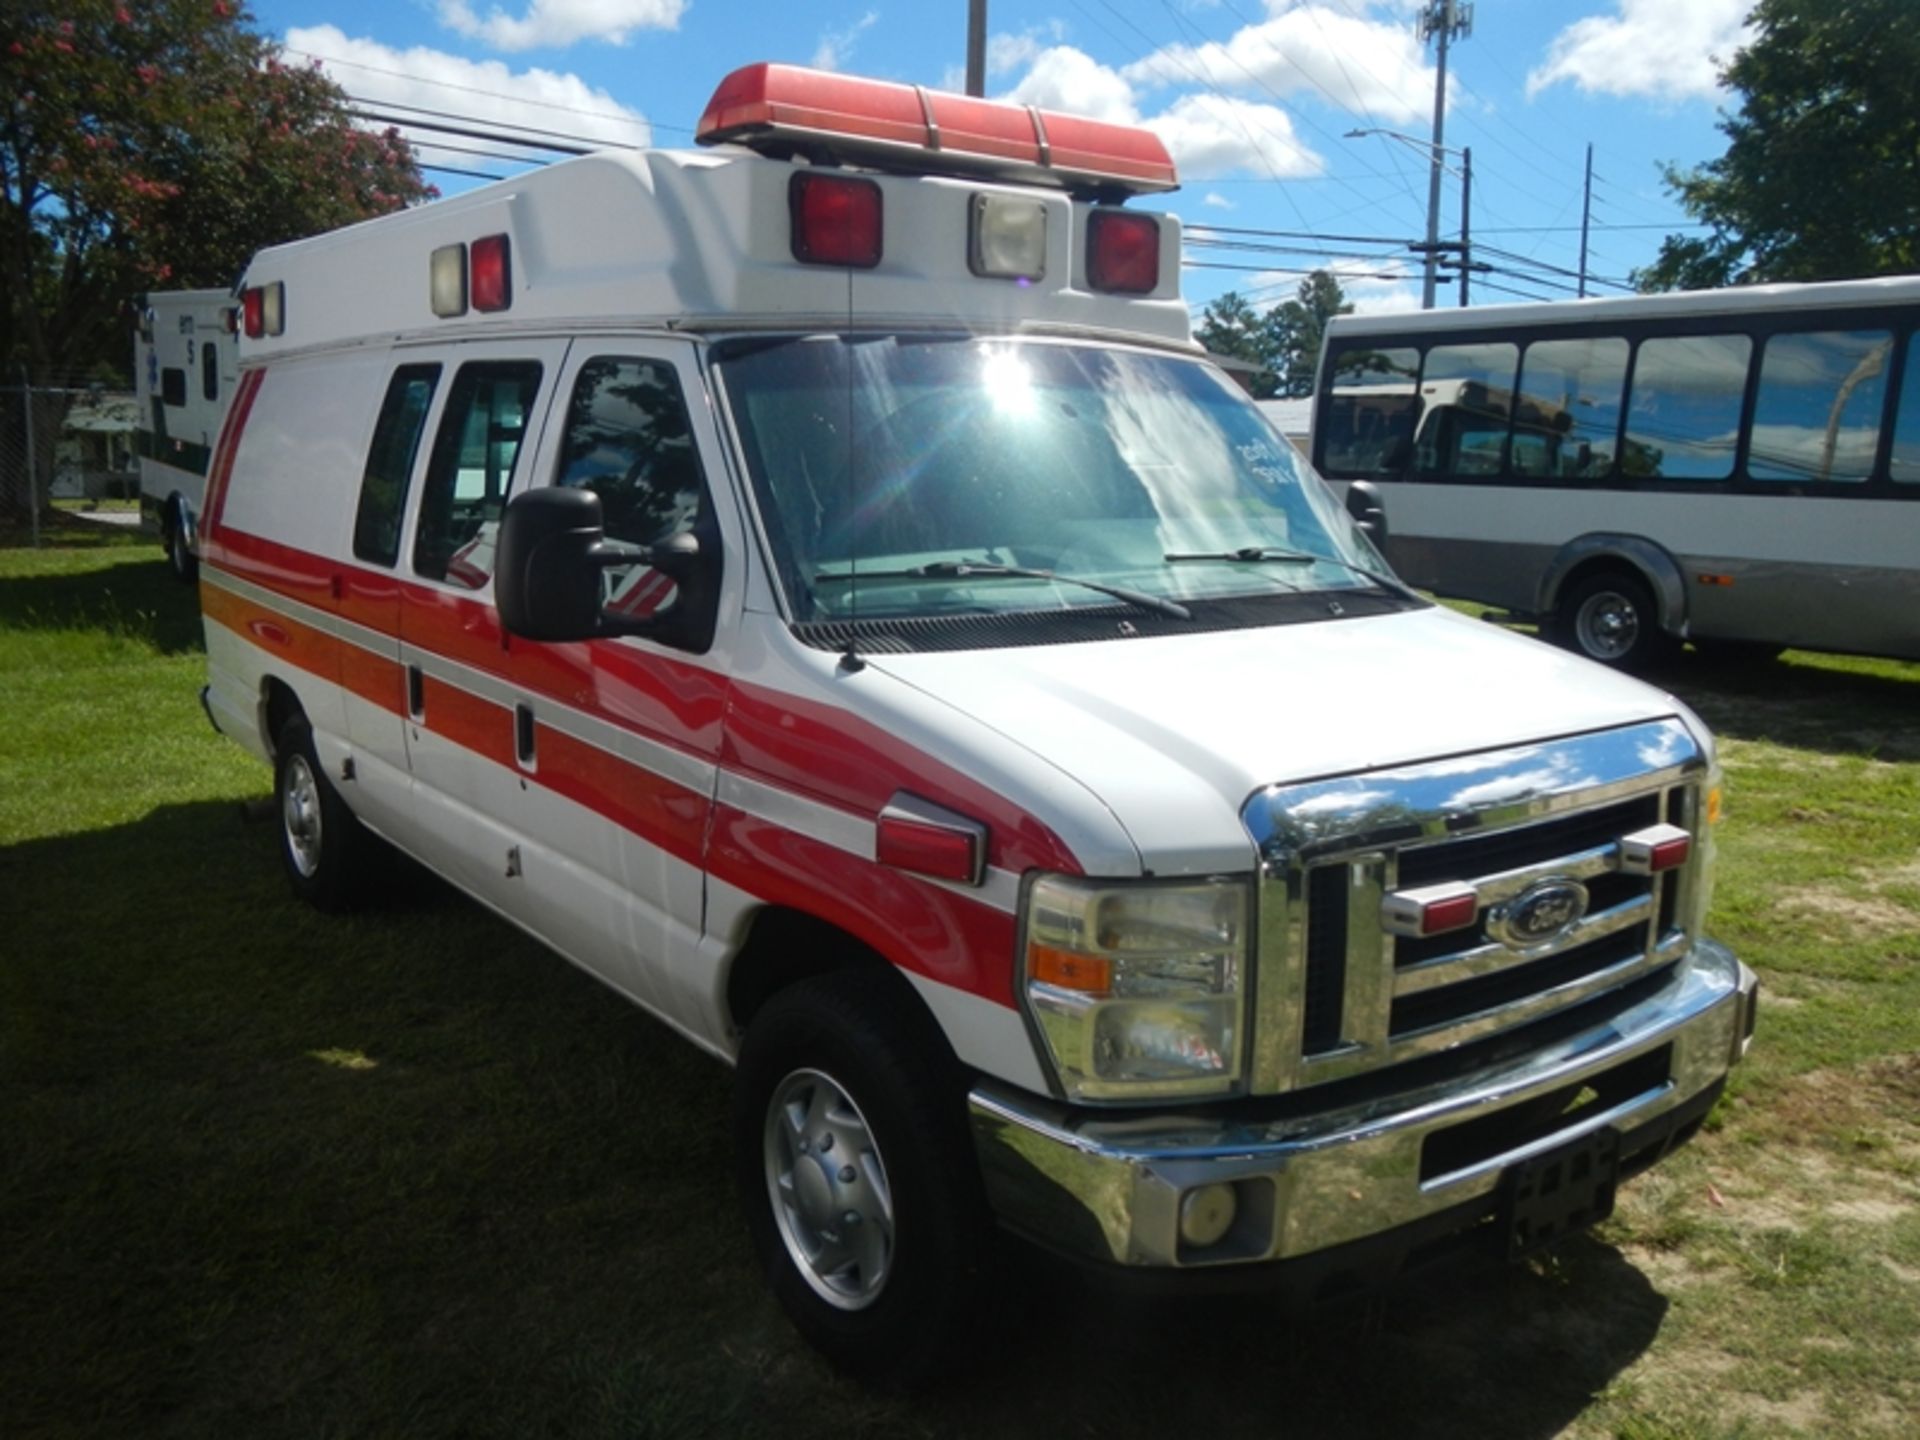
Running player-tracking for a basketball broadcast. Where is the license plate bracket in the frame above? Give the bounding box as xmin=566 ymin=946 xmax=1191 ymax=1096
xmin=1503 ymin=1126 xmax=1621 ymax=1260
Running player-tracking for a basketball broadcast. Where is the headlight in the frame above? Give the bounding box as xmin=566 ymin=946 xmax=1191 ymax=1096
xmin=1020 ymin=874 xmax=1249 ymax=1102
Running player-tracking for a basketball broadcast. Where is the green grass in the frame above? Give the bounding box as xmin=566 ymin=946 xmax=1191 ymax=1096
xmin=3 ymin=543 xmax=1918 ymax=1439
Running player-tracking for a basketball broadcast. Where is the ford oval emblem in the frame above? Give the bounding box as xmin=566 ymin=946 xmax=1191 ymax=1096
xmin=1488 ymin=878 xmax=1589 ymax=950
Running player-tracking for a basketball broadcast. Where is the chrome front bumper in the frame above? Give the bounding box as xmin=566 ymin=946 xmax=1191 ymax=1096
xmin=970 ymin=939 xmax=1756 ymax=1271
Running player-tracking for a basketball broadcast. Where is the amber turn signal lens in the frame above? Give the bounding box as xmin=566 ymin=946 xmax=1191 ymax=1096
xmin=1028 ymin=943 xmax=1113 ymax=995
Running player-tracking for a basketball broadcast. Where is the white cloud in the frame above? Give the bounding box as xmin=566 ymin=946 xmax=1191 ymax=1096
xmin=1124 ymin=4 xmax=1438 ymax=127
xmin=1527 ymin=0 xmax=1752 ymax=102
xmin=814 ymin=11 xmax=879 ymax=73
xmin=436 ymin=0 xmax=685 ymax=54
xmin=998 ymin=46 xmax=1321 ymax=180
xmin=1151 ymin=92 xmax=1321 ymax=180
xmin=1203 ymin=191 xmax=1236 ymax=209
xmin=1000 ymin=46 xmax=1141 ymax=125
xmin=286 ymin=24 xmax=652 ymax=169
xmin=987 ymin=22 xmax=1068 ymax=76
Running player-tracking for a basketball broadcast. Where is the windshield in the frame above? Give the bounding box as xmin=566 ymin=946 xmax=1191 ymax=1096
xmin=713 ymin=335 xmax=1387 ymax=624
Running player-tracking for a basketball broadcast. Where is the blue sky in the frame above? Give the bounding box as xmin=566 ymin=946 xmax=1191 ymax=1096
xmin=249 ymin=0 xmax=1753 ymax=317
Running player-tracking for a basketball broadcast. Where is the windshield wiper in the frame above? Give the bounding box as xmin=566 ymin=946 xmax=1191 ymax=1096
xmin=1163 ymin=546 xmax=1422 ymax=602
xmin=813 ymin=560 xmax=1192 ymax=621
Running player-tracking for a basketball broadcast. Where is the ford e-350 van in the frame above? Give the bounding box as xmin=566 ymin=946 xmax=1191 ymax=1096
xmin=198 ymin=64 xmax=1758 ymax=1378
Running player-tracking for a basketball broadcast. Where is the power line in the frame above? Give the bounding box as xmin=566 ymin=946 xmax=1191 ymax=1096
xmin=290 ymin=46 xmax=678 ymax=135
xmin=347 ymin=98 xmax=632 ymax=153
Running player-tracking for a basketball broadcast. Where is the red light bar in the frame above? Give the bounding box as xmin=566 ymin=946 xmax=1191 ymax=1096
xmin=697 ymin=62 xmax=1178 ymax=197
xmin=1381 ymin=881 xmax=1480 ymax=939
xmin=875 ymin=796 xmax=987 ymax=886
xmin=241 ymin=288 xmax=263 ymax=339
xmin=1619 ymin=824 xmax=1691 ymax=876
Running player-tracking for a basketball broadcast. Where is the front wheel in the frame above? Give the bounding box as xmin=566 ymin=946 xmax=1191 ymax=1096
xmin=1552 ymin=570 xmax=1673 ymax=671
xmin=733 ymin=972 xmax=986 ymax=1385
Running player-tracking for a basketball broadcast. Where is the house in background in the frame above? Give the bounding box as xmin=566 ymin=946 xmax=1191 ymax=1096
xmin=51 ymin=393 xmax=140 ymax=500
xmin=1257 ymin=396 xmax=1313 ymax=459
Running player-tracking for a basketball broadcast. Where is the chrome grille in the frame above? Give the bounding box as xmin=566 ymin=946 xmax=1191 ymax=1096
xmin=1244 ymin=719 xmax=1708 ymax=1094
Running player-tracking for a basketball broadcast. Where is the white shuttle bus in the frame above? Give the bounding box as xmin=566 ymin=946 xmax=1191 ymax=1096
xmin=196 ymin=64 xmax=1756 ymax=1379
xmin=1313 ymin=279 xmax=1920 ymax=669
xmin=135 ymin=288 xmax=239 ymax=580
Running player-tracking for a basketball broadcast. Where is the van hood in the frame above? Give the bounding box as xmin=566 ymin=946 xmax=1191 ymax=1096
xmin=866 ymin=606 xmax=1685 ymax=875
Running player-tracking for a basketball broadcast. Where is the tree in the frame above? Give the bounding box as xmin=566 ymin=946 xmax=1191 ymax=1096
xmin=1637 ymin=0 xmax=1920 ymax=291
xmin=1 ymin=1 xmax=432 ymax=520
xmin=1197 ymin=271 xmax=1351 ymax=400
xmin=1262 ymin=270 xmax=1352 ymax=399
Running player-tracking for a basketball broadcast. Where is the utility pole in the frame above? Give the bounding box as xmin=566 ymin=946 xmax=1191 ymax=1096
xmin=1417 ymin=1 xmax=1472 ymax=310
xmin=1459 ymin=146 xmax=1472 ymax=307
xmin=1578 ymin=143 xmax=1594 ymax=299
xmin=966 ymin=0 xmax=987 ymax=97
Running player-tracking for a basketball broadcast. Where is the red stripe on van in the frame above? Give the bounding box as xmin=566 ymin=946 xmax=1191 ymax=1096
xmin=708 ymin=806 xmax=1020 ymax=1006
xmin=200 ymin=369 xmax=266 ymax=544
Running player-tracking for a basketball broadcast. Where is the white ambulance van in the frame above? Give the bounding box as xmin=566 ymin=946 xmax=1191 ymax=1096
xmin=135 ymin=289 xmax=239 ymax=581
xmin=198 ymin=64 xmax=1758 ymax=1379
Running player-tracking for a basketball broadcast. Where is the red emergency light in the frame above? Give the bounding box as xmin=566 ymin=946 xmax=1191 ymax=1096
xmin=696 ymin=63 xmax=1178 ymax=198
xmin=789 ymin=173 xmax=883 ymax=268
xmin=1087 ymin=209 xmax=1162 ymax=294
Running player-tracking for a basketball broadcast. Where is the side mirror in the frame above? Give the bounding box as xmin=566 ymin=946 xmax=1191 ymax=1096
xmin=1345 ymin=479 xmax=1388 ymax=546
xmin=495 ymin=487 xmax=718 ymax=648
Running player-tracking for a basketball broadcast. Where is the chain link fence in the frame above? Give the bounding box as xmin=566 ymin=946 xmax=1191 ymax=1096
xmin=1 ymin=384 xmax=142 ymax=543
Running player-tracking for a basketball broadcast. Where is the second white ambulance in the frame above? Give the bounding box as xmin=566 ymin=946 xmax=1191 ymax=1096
xmin=198 ymin=64 xmax=1757 ymax=1379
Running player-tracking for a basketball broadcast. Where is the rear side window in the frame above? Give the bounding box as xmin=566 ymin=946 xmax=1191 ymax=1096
xmin=1747 ymin=329 xmax=1892 ymax=483
xmin=412 ymin=361 xmax=543 ymax=588
xmin=202 ymin=343 xmax=220 ymax=404
xmin=1894 ymin=333 xmax=1920 ymax=485
xmin=553 ymin=356 xmax=712 ymax=631
xmin=161 ymin=367 xmax=187 ymax=408
xmin=354 ymin=364 xmax=441 ymax=567
xmin=1624 ymin=334 xmax=1752 ymax=479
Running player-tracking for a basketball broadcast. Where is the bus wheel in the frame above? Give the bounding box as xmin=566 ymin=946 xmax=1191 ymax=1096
xmin=733 ymin=971 xmax=985 ymax=1386
xmin=1554 ymin=570 xmax=1672 ymax=671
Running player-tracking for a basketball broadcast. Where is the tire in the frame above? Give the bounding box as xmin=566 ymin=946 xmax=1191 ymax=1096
xmin=273 ymin=716 xmax=374 ymax=911
xmin=733 ymin=970 xmax=987 ymax=1386
xmin=1551 ymin=570 xmax=1673 ymax=671
xmin=165 ymin=503 xmax=198 ymax=584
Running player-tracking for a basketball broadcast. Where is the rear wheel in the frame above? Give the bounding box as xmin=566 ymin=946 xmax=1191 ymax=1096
xmin=164 ymin=503 xmax=197 ymax=583
xmin=733 ymin=971 xmax=986 ymax=1386
xmin=1552 ymin=570 xmax=1672 ymax=671
xmin=274 ymin=716 xmax=375 ymax=911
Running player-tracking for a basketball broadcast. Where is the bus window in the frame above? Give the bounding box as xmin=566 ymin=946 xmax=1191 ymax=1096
xmin=1894 ymin=333 xmax=1920 ymax=485
xmin=1416 ymin=343 xmax=1517 ymax=478
xmin=1748 ymin=330 xmax=1892 ymax=484
xmin=1512 ymin=337 xmax=1628 ymax=480
xmin=1321 ymin=346 xmax=1420 ymax=477
xmin=1623 ymin=334 xmax=1751 ymax=480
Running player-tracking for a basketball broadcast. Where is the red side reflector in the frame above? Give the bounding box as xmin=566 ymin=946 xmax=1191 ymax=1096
xmin=789 ymin=172 xmax=883 ymax=268
xmin=1087 ymin=210 xmax=1160 ymax=294
xmin=471 ymin=233 xmax=512 ymax=312
xmin=876 ymin=798 xmax=986 ymax=886
xmin=241 ymin=288 xmax=264 ymax=339
xmin=1420 ymin=891 xmax=1480 ymax=936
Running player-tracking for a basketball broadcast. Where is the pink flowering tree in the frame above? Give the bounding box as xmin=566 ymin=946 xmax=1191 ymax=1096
xmin=1 ymin=1 xmax=432 ymax=521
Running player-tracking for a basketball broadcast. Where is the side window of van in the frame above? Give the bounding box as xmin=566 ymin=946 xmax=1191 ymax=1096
xmin=412 ymin=360 xmax=543 ymax=589
xmin=353 ymin=364 xmax=441 ymax=567
xmin=554 ymin=356 xmax=710 ymax=622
